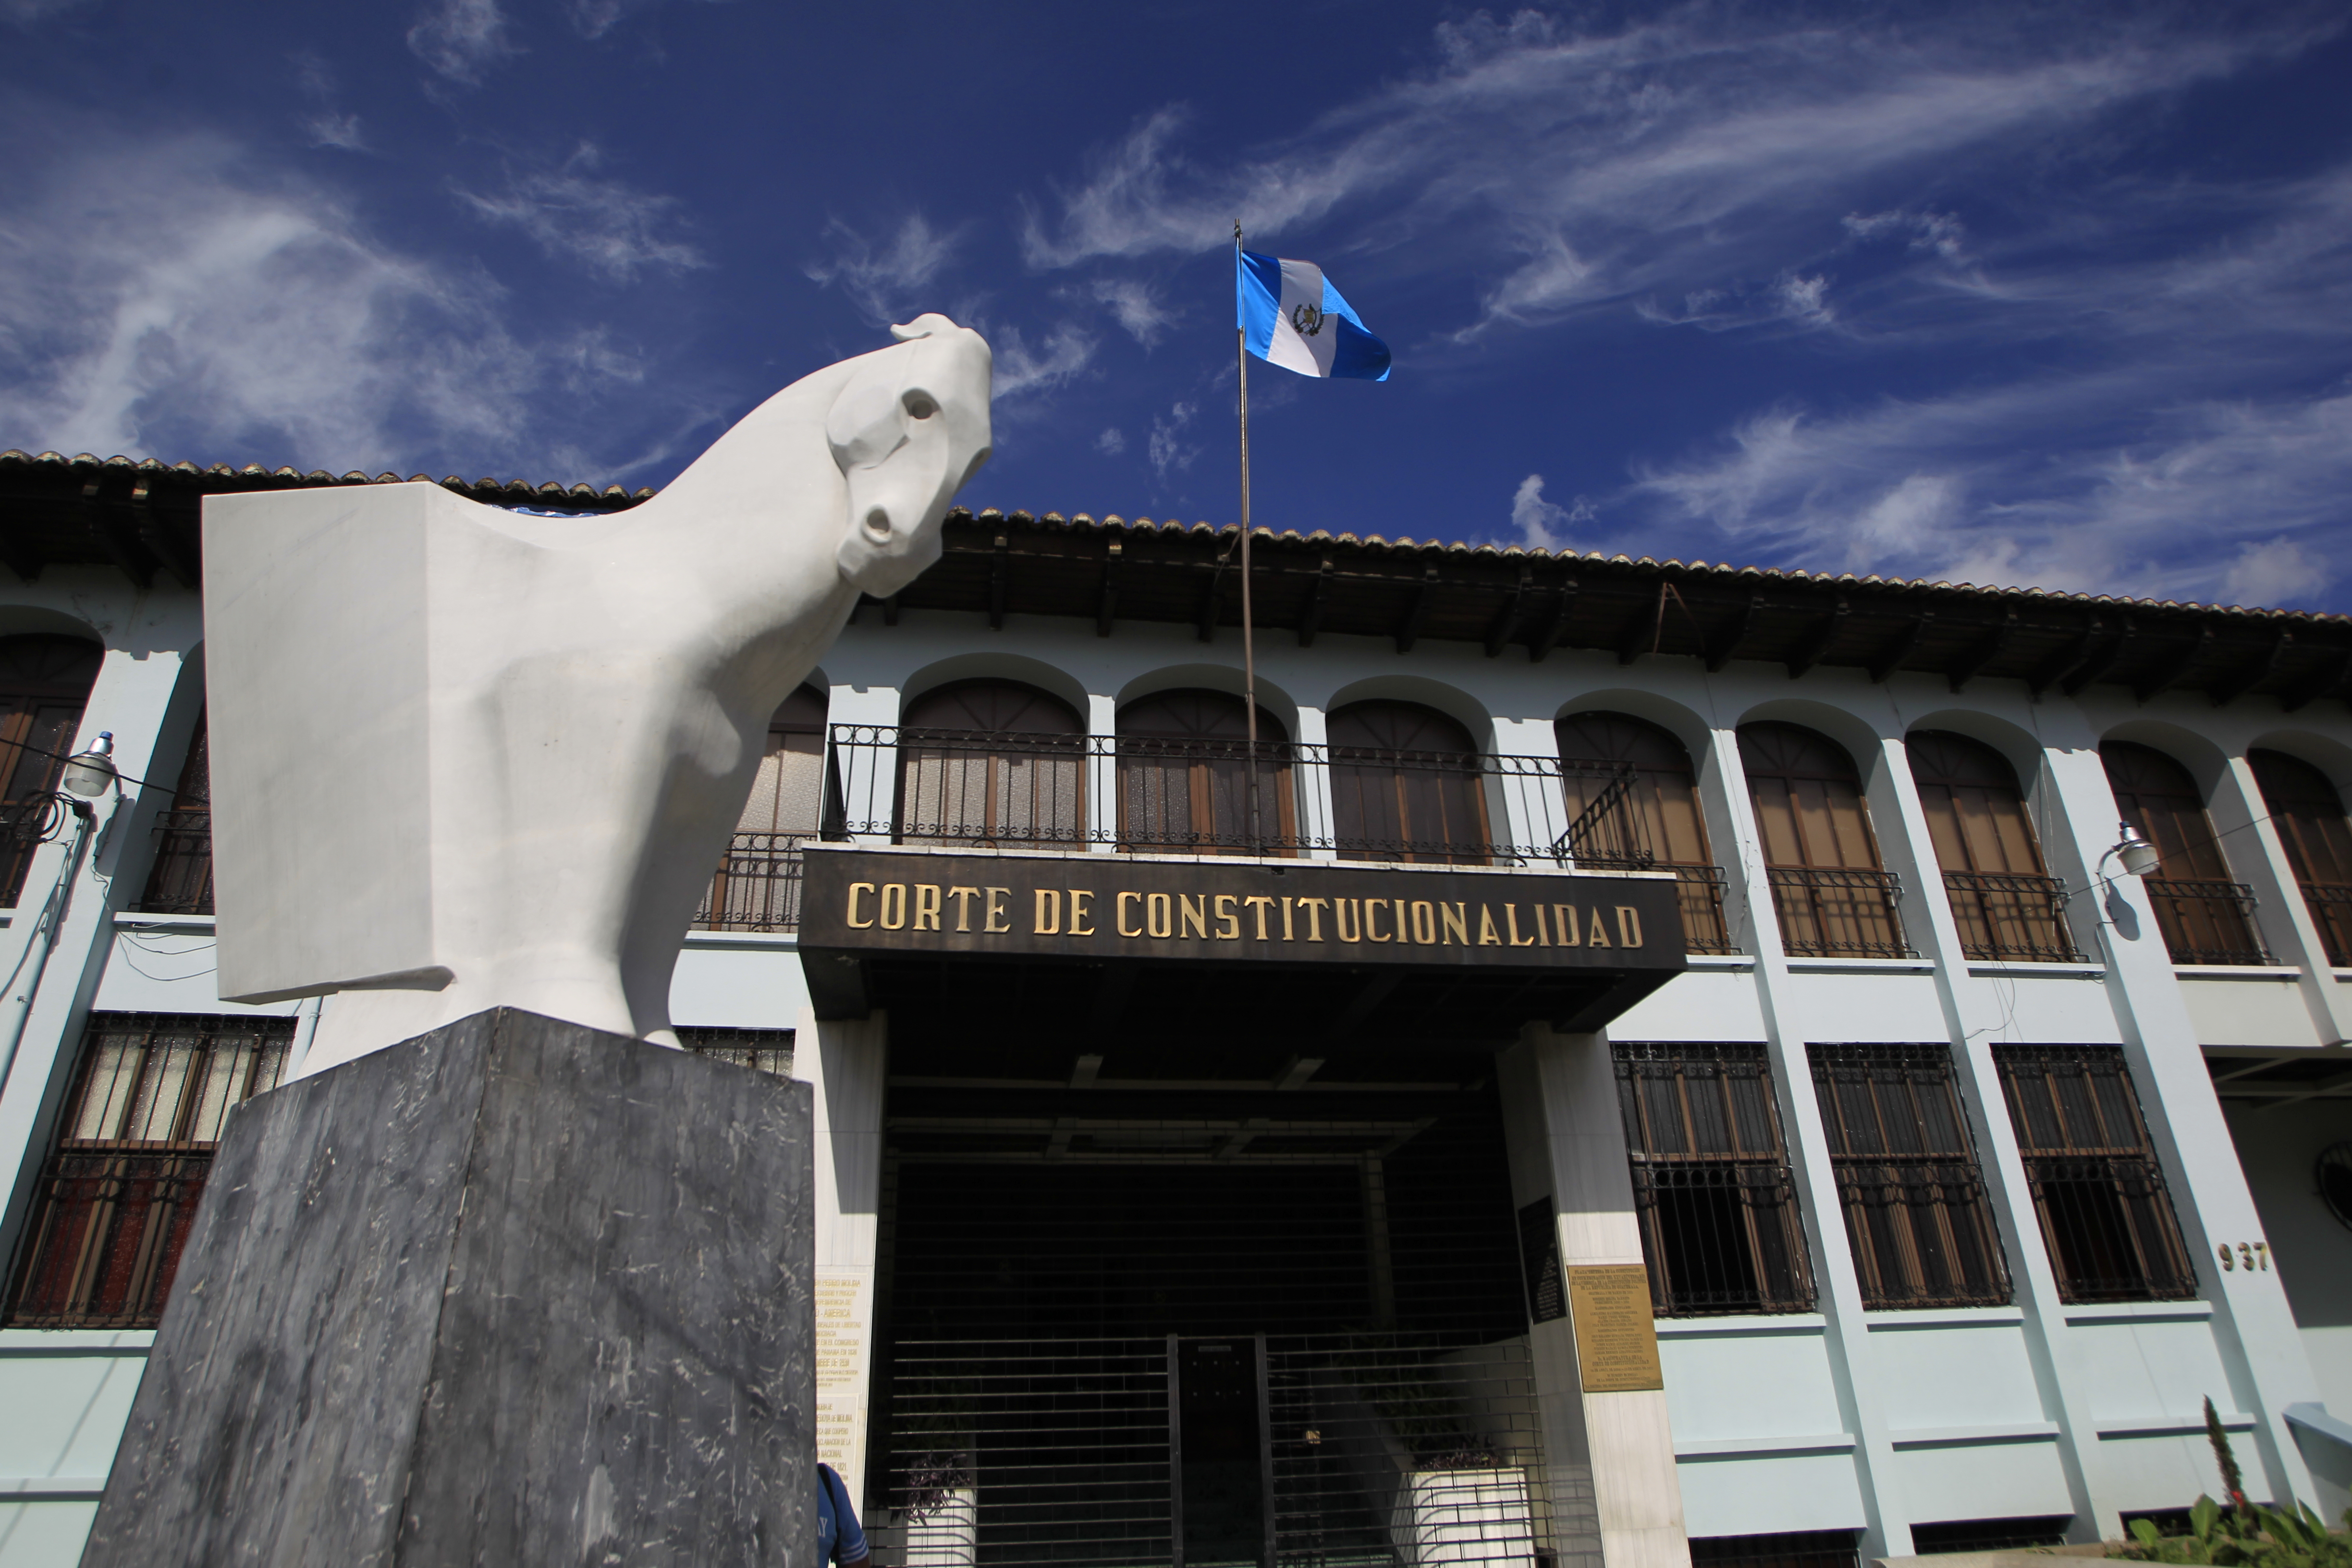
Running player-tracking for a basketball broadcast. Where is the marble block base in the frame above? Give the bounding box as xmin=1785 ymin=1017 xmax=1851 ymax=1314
xmin=80 ymin=1007 xmax=813 ymax=1567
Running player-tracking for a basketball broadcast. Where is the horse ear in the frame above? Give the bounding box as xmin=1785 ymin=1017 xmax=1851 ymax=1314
xmin=891 ymin=312 xmax=958 ymax=343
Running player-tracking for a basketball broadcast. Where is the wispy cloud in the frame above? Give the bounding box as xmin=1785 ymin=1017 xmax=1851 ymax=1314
xmin=803 ymin=214 xmax=961 ymax=326
xmin=453 ymin=143 xmax=704 ymax=283
xmin=292 ymin=51 xmax=367 ymax=152
xmin=1149 ymin=399 xmax=1198 ymax=482
xmin=1096 ymin=427 xmax=1126 ymax=455
xmin=991 ymin=323 xmax=1095 ymax=401
xmin=407 ymin=0 xmax=520 ymax=86
xmin=0 ymin=127 xmax=670 ymax=478
xmin=1085 ymin=277 xmax=1172 ymax=347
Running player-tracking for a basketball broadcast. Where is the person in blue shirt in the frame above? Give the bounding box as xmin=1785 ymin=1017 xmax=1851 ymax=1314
xmin=818 ymin=1461 xmax=870 ymax=1568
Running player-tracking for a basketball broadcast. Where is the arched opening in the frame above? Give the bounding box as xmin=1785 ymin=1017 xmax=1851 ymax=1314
xmin=698 ymin=685 xmax=830 ymax=931
xmin=1907 ymin=730 xmax=2080 ymax=962
xmin=2250 ymin=748 xmax=2352 ymax=966
xmin=895 ymin=680 xmax=1085 ymax=849
xmin=1556 ymin=711 xmax=1728 ymax=952
xmin=1738 ymin=721 xmax=1908 ymax=958
xmin=1115 ymin=689 xmax=1293 ymax=856
xmin=1326 ymin=700 xmax=1491 ymax=865
xmin=2100 ymin=740 xmax=2266 ymax=966
xmin=0 ymin=634 xmax=103 ymax=905
xmin=136 ymin=708 xmax=215 ymax=916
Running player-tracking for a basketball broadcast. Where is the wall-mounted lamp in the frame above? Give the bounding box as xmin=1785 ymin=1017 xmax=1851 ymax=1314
xmin=2104 ymin=821 xmax=2161 ymax=879
xmin=61 ymin=732 xmax=117 ymax=798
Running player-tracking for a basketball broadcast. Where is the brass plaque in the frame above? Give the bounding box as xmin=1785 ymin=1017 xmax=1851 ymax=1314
xmin=1566 ymin=1265 xmax=1663 ymax=1393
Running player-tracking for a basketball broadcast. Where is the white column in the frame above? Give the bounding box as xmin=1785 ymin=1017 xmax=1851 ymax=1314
xmin=2040 ymin=746 xmax=2326 ymax=1515
xmin=1294 ymin=705 xmax=1339 ymax=860
xmin=2209 ymin=755 xmax=2352 ymax=1044
xmin=1867 ymin=733 xmax=2110 ymax=1540
xmin=827 ymin=683 xmax=902 ymax=842
xmin=801 ymin=1007 xmax=890 ymax=1503
xmin=1697 ymin=726 xmax=1912 ymax=1560
xmin=1493 ymin=716 xmax=1567 ymax=862
xmin=1499 ymin=1025 xmax=1690 ymax=1568
xmin=1086 ymin=693 xmax=1118 ymax=853
xmin=0 ymin=644 xmax=192 ymax=1270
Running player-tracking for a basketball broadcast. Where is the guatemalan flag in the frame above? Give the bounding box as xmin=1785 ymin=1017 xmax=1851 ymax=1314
xmin=1237 ymin=250 xmax=1392 ymax=382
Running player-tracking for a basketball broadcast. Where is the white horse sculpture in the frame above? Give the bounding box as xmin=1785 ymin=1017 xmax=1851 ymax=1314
xmin=202 ymin=315 xmax=992 ymax=1074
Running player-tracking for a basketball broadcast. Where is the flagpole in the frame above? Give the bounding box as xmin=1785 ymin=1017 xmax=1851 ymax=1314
xmin=1235 ymin=221 xmax=1261 ymax=852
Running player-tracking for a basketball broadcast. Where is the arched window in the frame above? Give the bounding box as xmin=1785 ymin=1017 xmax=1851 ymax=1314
xmin=699 ymin=686 xmax=829 ymax=931
xmin=2100 ymin=741 xmax=2266 ymax=965
xmin=1556 ymin=712 xmax=1728 ymax=952
xmin=0 ymin=635 xmax=103 ymax=905
xmin=2250 ymin=748 xmax=2352 ymax=966
xmin=1116 ymin=689 xmax=1292 ymax=855
xmin=1907 ymin=730 xmax=2078 ymax=962
xmin=896 ymin=680 xmax=1084 ymax=849
xmin=1327 ymin=701 xmax=1491 ymax=864
xmin=1739 ymin=722 xmax=1907 ymax=957
xmin=137 ymin=709 xmax=214 ymax=916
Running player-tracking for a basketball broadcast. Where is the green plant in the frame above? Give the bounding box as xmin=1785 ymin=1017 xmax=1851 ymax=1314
xmin=2114 ymin=1494 xmax=2350 ymax=1567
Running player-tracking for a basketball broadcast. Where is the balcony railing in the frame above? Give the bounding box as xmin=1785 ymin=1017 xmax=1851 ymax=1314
xmin=824 ymin=724 xmax=1654 ymax=868
xmin=135 ymin=808 xmax=214 ymax=915
xmin=692 ymin=832 xmax=808 ymax=933
xmin=1765 ymin=867 xmax=1912 ymax=959
xmin=2141 ymin=878 xmax=2270 ymax=966
xmin=2296 ymin=882 xmax=2352 ymax=968
xmin=1941 ymin=870 xmax=2082 ymax=963
xmin=1671 ymin=864 xmax=1733 ymax=955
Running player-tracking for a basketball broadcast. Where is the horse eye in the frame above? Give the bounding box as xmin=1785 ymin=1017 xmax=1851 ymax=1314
xmin=903 ymin=391 xmax=939 ymax=420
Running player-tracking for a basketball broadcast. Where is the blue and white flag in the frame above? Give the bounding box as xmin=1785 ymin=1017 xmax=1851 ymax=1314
xmin=1237 ymin=250 xmax=1392 ymax=381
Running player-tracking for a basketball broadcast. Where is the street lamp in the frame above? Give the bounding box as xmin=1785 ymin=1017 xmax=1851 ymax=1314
xmin=61 ymin=732 xmax=116 ymax=798
xmin=2104 ymin=821 xmax=2160 ymax=879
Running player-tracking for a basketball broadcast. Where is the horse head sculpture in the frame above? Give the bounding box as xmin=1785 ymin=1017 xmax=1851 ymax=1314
xmin=202 ymin=317 xmax=994 ymax=1072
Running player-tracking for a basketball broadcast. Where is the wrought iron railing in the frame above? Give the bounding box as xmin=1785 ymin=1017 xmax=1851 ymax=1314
xmin=2295 ymin=882 xmax=2352 ymax=968
xmin=823 ymin=724 xmax=1655 ymax=869
xmin=1940 ymin=870 xmax=2082 ymax=963
xmin=691 ymin=832 xmax=808 ymax=933
xmin=2141 ymin=878 xmax=2270 ymax=966
xmin=1764 ymin=867 xmax=1912 ymax=959
xmin=135 ymin=808 xmax=214 ymax=915
xmin=1671 ymin=864 xmax=1734 ymax=955
xmin=3 ymin=1148 xmax=213 ymax=1328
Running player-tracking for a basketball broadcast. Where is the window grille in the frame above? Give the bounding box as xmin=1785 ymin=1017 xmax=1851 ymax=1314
xmin=1556 ymin=712 xmax=1733 ymax=954
xmin=1991 ymin=1045 xmax=2197 ymax=1302
xmin=2249 ymin=748 xmax=2352 ymax=967
xmin=5 ymin=1011 xmax=294 ymax=1328
xmin=1327 ymin=701 xmax=1494 ymax=866
xmin=134 ymin=708 xmax=215 ymax=915
xmin=1907 ymin=730 xmax=2081 ymax=962
xmin=1740 ymin=723 xmax=1911 ymax=958
xmin=1807 ymin=1044 xmax=2009 ymax=1310
xmin=1910 ymin=1518 xmax=2072 ymax=1553
xmin=1118 ymin=690 xmax=1295 ymax=857
xmin=1612 ymin=1042 xmax=1815 ymax=1316
xmin=2100 ymin=742 xmax=2267 ymax=966
xmin=897 ymin=680 xmax=1087 ymax=851
xmin=678 ymin=1025 xmax=795 ymax=1079
xmin=0 ymin=634 xmax=102 ymax=906
xmin=1689 ymin=1530 xmax=1862 ymax=1568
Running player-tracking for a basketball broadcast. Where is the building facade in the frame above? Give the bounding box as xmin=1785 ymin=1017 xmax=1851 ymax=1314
xmin=0 ymin=449 xmax=2348 ymax=1568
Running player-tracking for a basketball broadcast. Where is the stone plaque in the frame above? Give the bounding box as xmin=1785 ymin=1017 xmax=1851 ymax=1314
xmin=1566 ymin=1264 xmax=1664 ymax=1393
xmin=1517 ymin=1198 xmax=1566 ymax=1325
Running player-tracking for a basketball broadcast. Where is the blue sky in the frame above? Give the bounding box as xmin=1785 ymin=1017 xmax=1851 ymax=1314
xmin=3 ymin=1 xmax=2348 ymax=610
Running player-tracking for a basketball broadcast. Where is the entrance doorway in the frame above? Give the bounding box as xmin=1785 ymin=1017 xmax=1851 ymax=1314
xmin=871 ymin=1047 xmax=1547 ymax=1568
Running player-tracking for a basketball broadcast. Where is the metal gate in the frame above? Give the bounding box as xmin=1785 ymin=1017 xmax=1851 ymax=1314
xmin=874 ymin=1068 xmax=1548 ymax=1568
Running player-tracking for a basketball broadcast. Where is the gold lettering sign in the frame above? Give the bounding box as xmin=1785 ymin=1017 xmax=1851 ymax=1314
xmin=801 ymin=850 xmax=1686 ymax=977
xmin=1566 ymin=1265 xmax=1664 ymax=1393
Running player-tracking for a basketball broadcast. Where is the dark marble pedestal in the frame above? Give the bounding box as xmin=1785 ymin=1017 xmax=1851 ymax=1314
xmin=80 ymin=1007 xmax=813 ymax=1567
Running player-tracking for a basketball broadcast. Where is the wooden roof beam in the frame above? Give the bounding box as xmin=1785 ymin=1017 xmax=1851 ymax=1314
xmin=2132 ymin=625 xmax=2212 ymax=704
xmin=1484 ymin=568 xmax=1532 ymax=658
xmin=127 ymin=477 xmax=200 ymax=589
xmin=1196 ymin=545 xmax=1229 ymax=643
xmin=1705 ymin=595 xmax=1762 ymax=673
xmin=988 ymin=531 xmax=1010 ymax=631
xmin=1616 ymin=603 xmax=1654 ymax=666
xmin=1947 ymin=613 xmax=2015 ymax=694
xmin=1095 ymin=540 xmax=1121 ymax=637
xmin=1297 ymin=557 xmax=1332 ymax=647
xmin=2060 ymin=621 xmax=2135 ymax=698
xmin=2029 ymin=623 xmax=2097 ymax=696
xmin=1528 ymin=579 xmax=1579 ymax=662
xmin=1868 ymin=610 xmax=1934 ymax=684
xmin=1785 ymin=599 xmax=1849 ymax=680
xmin=2280 ymin=646 xmax=2352 ymax=713
xmin=1395 ymin=565 xmax=1438 ymax=654
xmin=2209 ymin=631 xmax=2290 ymax=708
